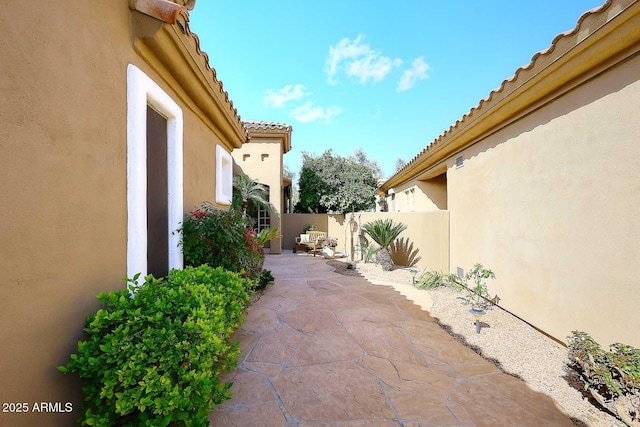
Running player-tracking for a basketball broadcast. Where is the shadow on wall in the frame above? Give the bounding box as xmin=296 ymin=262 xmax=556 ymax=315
xmin=391 ymin=237 xmax=421 ymax=267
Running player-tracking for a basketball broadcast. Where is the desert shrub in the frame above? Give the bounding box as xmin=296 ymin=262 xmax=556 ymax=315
xmin=358 ymin=242 xmax=379 ymax=263
xmin=179 ymin=202 xmax=264 ymax=280
xmin=416 ymin=264 xmax=495 ymax=306
xmin=415 ymin=270 xmax=464 ymax=291
xmin=567 ymin=331 xmax=640 ymax=426
xmin=59 ymin=266 xmax=250 ymax=427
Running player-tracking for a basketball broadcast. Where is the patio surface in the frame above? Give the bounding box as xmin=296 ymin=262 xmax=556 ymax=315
xmin=209 ymin=252 xmax=573 ymax=426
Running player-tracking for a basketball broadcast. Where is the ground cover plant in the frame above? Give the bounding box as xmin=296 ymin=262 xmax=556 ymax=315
xmin=59 ymin=266 xmax=251 ymax=427
xmin=566 ymin=331 xmax=640 ymax=426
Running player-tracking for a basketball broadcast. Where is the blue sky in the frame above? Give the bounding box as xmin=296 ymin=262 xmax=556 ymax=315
xmin=189 ymin=1 xmax=604 ymax=179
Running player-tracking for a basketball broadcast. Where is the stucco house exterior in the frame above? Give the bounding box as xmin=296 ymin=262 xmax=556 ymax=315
xmin=378 ymin=0 xmax=640 ymax=348
xmin=232 ymin=121 xmax=293 ymax=254
xmin=0 ymin=1 xmax=247 ymax=425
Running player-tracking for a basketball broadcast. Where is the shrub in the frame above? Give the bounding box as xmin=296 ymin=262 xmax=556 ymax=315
xmin=416 ymin=264 xmax=494 ymax=306
xmin=358 ymin=242 xmax=379 ymax=263
xmin=415 ymin=270 xmax=464 ymax=291
xmin=567 ymin=331 xmax=640 ymax=426
xmin=59 ymin=266 xmax=250 ymax=427
xmin=256 ymin=269 xmax=275 ymax=290
xmin=179 ymin=202 xmax=264 ymax=280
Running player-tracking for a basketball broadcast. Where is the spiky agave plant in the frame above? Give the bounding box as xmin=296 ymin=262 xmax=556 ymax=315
xmin=361 ymin=219 xmax=408 ymax=271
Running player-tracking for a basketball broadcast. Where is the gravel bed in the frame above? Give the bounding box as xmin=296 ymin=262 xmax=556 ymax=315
xmin=342 ymin=260 xmax=623 ymax=427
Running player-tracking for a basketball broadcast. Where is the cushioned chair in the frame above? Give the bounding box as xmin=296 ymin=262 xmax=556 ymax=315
xmin=293 ymin=231 xmax=327 ymax=256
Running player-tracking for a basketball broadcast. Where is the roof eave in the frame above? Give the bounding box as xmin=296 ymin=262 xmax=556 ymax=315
xmin=132 ymin=8 xmax=248 ymax=149
xmin=379 ymin=0 xmax=640 ymax=194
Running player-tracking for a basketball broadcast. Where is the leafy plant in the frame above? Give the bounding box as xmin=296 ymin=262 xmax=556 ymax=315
xmin=232 ymin=173 xmax=270 ymax=218
xmin=415 ymin=270 xmax=464 ymax=291
xmin=416 ymin=264 xmax=494 ymax=307
xmin=179 ymin=202 xmax=264 ymax=280
xmin=361 ymin=219 xmax=408 ymax=271
xmin=358 ymin=242 xmax=379 ymax=263
xmin=303 ymin=223 xmax=318 ymax=233
xmin=256 ymin=227 xmax=280 ymax=245
xmin=464 ymin=263 xmax=495 ymax=306
xmin=59 ymin=266 xmax=250 ymax=427
xmin=257 ymin=269 xmax=275 ymax=290
xmin=567 ymin=331 xmax=640 ymax=426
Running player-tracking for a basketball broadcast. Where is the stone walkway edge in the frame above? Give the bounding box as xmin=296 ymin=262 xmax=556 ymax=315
xmin=209 ymin=252 xmax=573 ymax=427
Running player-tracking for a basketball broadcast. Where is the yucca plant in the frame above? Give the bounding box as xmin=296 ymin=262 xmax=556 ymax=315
xmin=361 ymin=219 xmax=408 ymax=271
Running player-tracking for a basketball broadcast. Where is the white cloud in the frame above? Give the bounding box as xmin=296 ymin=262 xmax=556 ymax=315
xmin=397 ymin=56 xmax=431 ymax=92
xmin=263 ymin=84 xmax=311 ymax=107
xmin=289 ymin=102 xmax=341 ymax=124
xmin=326 ymin=35 xmax=402 ymax=85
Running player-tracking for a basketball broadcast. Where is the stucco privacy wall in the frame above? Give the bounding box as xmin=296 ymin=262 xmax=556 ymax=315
xmin=282 ymin=212 xmax=449 ymax=272
xmin=0 ymin=2 xmax=243 ymax=425
xmin=233 ymin=138 xmax=287 ymax=254
xmin=448 ymin=54 xmax=640 ymax=348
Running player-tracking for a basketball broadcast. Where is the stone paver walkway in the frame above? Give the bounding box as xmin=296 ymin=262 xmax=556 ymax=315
xmin=209 ymin=252 xmax=572 ymax=426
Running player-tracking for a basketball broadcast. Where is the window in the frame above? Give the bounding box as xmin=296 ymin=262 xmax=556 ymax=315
xmin=404 ymin=187 xmax=415 ymax=211
xmin=127 ymin=64 xmax=184 ymax=285
xmin=215 ymin=145 xmax=233 ymax=205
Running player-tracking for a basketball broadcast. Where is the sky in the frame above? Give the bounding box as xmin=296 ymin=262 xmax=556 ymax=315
xmin=189 ymin=1 xmax=604 ymax=180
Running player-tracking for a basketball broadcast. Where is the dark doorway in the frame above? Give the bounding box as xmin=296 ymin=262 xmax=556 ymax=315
xmin=146 ymin=106 xmax=168 ymax=278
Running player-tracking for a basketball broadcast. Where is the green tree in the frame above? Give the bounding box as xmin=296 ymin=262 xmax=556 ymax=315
xmin=232 ymin=173 xmax=269 ymax=217
xmin=361 ymin=219 xmax=408 ymax=271
xmin=351 ymin=148 xmax=384 ymax=179
xmin=295 ymin=150 xmax=378 ymax=213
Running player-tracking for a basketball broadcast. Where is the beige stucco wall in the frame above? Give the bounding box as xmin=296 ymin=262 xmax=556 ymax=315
xmin=232 ymin=139 xmax=285 ymax=253
xmin=388 ymin=174 xmax=447 ymax=212
xmin=0 ymin=2 xmax=239 ymax=425
xmin=447 ymin=54 xmax=640 ymax=347
xmin=283 ymin=212 xmax=449 ymax=272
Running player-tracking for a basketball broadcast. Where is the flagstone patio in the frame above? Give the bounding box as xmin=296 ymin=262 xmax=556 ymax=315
xmin=209 ymin=252 xmax=573 ymax=426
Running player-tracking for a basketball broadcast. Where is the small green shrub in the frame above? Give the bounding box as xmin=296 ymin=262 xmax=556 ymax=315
xmin=415 ymin=270 xmax=463 ymax=291
xmin=257 ymin=269 xmax=275 ymax=290
xmin=464 ymin=263 xmax=495 ymax=305
xmin=59 ymin=266 xmax=250 ymax=427
xmin=179 ymin=202 xmax=264 ymax=280
xmin=303 ymin=223 xmax=318 ymax=233
xmin=358 ymin=242 xmax=379 ymax=263
xmin=416 ymin=264 xmax=494 ymax=306
xmin=567 ymin=331 xmax=640 ymax=426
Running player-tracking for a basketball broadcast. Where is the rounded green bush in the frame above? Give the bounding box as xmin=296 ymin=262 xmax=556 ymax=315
xmin=59 ymin=265 xmax=250 ymax=427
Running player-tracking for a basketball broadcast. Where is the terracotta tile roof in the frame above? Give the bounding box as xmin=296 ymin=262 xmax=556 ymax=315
xmin=173 ymin=9 xmax=248 ymax=141
xmin=387 ymin=0 xmax=625 ymax=186
xmin=243 ymin=120 xmax=294 ymax=133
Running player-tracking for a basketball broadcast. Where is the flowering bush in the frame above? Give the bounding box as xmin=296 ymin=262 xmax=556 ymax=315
xmin=179 ymin=202 xmax=264 ymax=281
xmin=323 ymin=237 xmax=338 ymax=248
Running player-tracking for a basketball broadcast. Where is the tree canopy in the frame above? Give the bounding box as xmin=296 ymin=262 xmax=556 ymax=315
xmin=295 ymin=149 xmax=378 ymax=214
